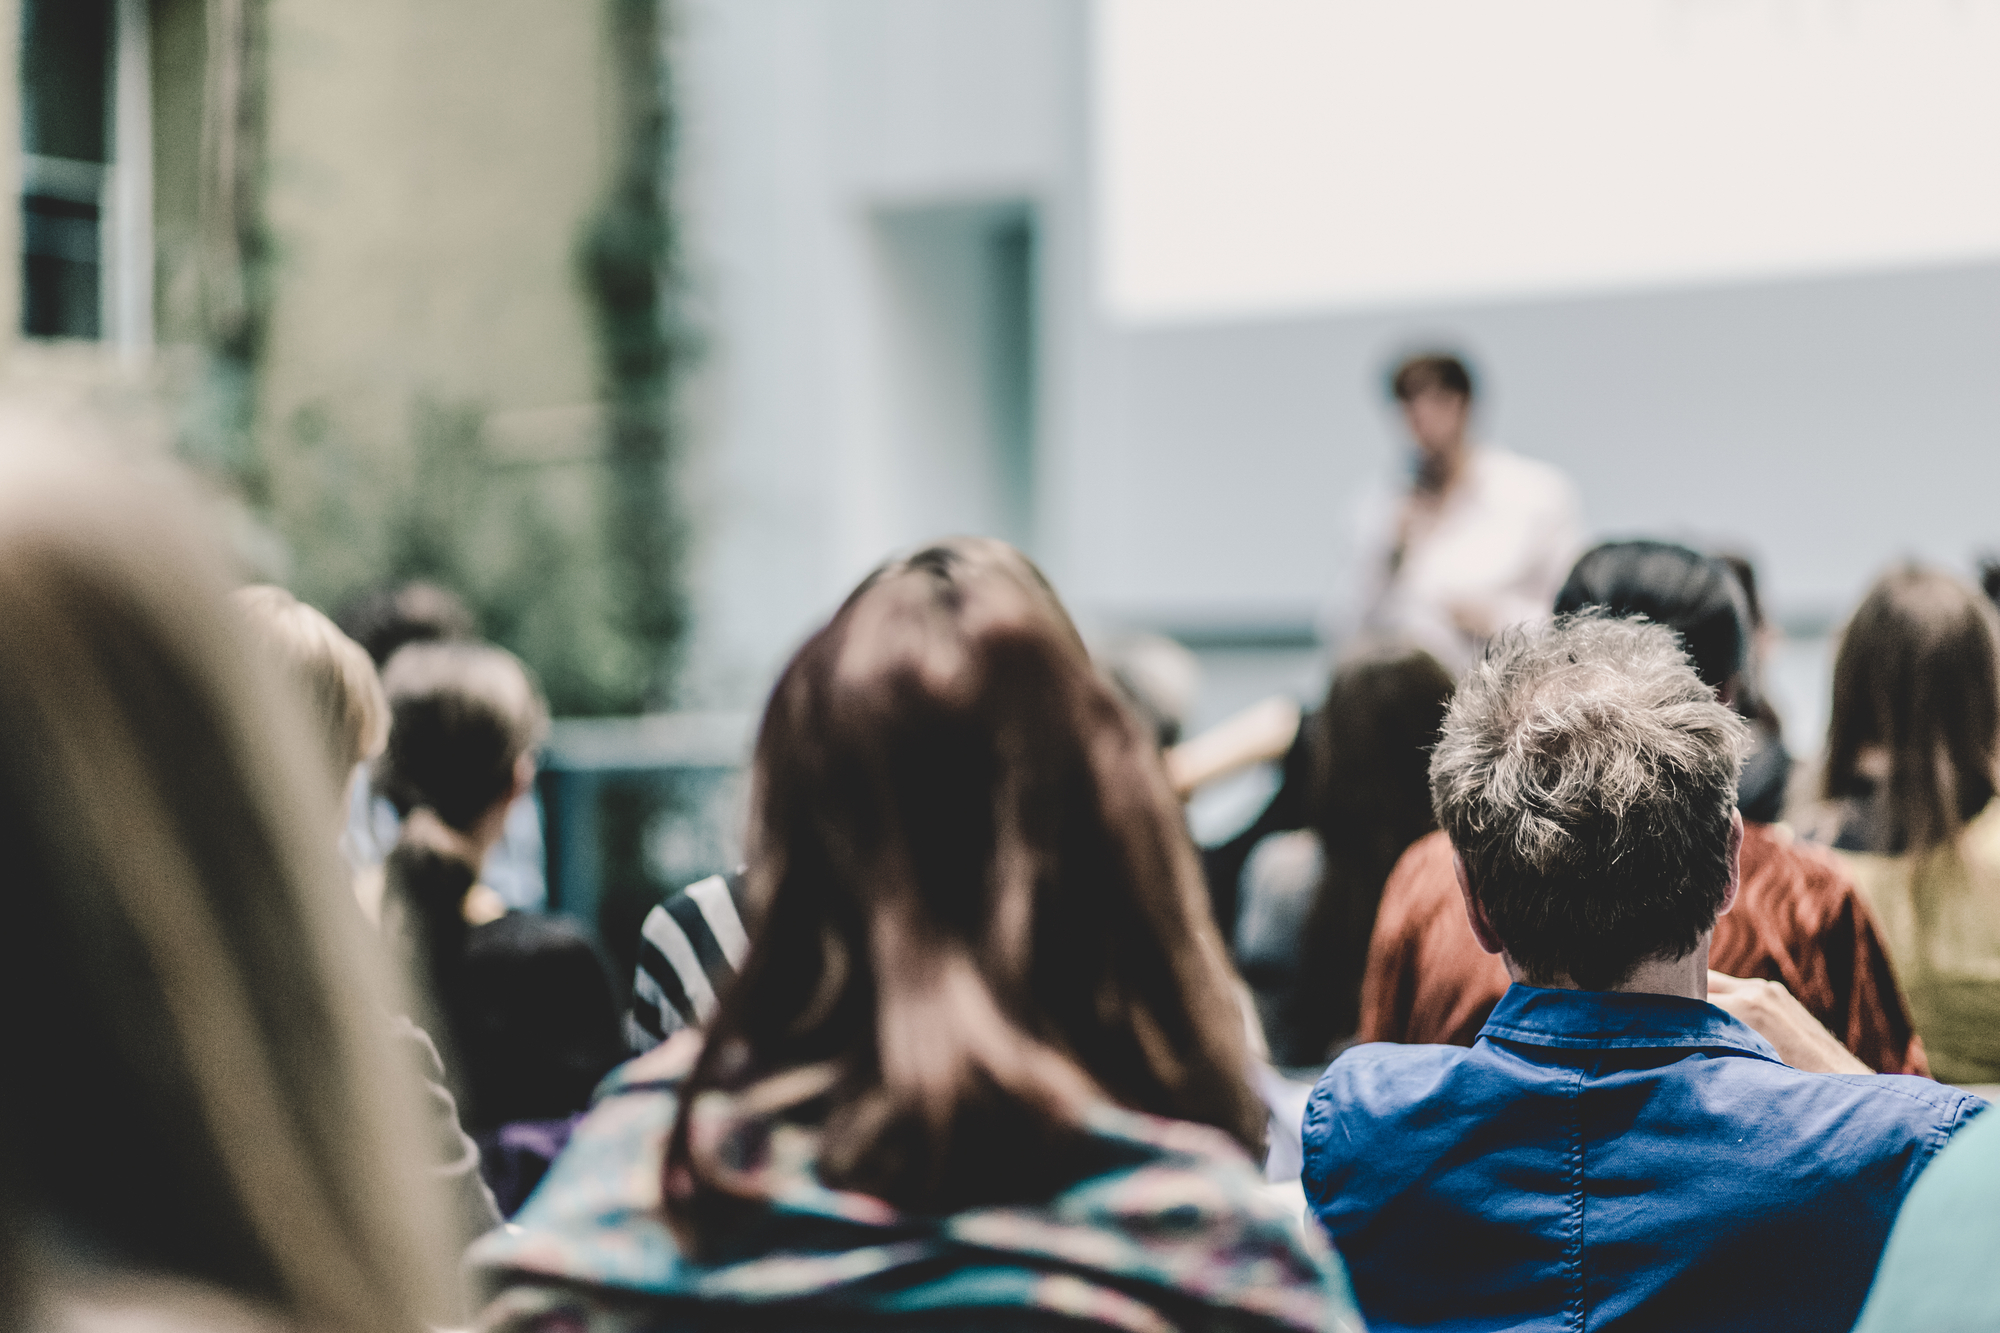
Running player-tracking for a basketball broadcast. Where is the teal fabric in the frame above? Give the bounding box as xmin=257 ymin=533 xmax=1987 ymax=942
xmin=1854 ymin=1104 xmax=2000 ymax=1332
xmin=471 ymin=1034 xmax=1360 ymax=1332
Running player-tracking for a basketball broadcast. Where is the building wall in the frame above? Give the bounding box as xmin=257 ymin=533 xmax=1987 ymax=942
xmin=671 ymin=0 xmax=1078 ymax=705
xmin=247 ymin=0 xmax=663 ymax=709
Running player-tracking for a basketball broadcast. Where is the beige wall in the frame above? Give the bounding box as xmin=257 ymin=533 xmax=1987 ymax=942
xmin=254 ymin=0 xmax=612 ymax=605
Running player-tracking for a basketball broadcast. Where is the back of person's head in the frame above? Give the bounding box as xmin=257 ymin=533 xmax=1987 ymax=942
xmin=1389 ymin=351 xmax=1475 ymax=402
xmin=1432 ymin=614 xmax=1750 ymax=990
xmin=1278 ymin=644 xmax=1454 ymax=1063
xmin=1097 ymin=631 xmax=1201 ymax=749
xmin=665 ymin=537 xmax=1261 ymax=1240
xmin=460 ymin=914 xmax=627 ymax=1130
xmin=1824 ymin=564 xmax=2000 ymax=854
xmin=1717 ymin=552 xmax=1767 ymax=632
xmin=375 ymin=641 xmax=548 ymax=831
xmin=1555 ymin=541 xmax=1750 ymax=694
xmin=232 ymin=584 xmax=388 ymax=791
xmin=0 ymin=448 xmax=456 ymax=1331
xmin=374 ymin=642 xmax=548 ymax=1072
xmin=335 ymin=579 xmax=477 ymax=667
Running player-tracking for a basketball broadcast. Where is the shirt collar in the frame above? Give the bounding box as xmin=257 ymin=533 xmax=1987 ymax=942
xmin=1478 ymin=983 xmax=1783 ymax=1062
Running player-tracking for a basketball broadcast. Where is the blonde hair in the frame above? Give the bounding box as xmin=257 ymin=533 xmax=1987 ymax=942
xmin=0 ymin=447 xmax=459 ymax=1330
xmin=232 ymin=583 xmax=389 ymax=780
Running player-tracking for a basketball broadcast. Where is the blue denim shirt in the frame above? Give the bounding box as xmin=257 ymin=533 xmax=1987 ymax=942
xmin=1304 ymin=984 xmax=1984 ymax=1333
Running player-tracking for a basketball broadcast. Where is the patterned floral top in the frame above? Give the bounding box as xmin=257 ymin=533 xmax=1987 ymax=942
xmin=470 ymin=1034 xmax=1361 ymax=1332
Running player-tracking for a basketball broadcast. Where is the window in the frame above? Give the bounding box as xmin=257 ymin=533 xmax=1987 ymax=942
xmin=21 ymin=0 xmax=150 ymax=348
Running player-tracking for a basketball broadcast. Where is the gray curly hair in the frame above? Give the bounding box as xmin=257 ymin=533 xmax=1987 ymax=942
xmin=1431 ymin=613 xmax=1750 ymax=990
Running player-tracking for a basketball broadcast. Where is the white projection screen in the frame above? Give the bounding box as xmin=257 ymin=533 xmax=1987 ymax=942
xmin=1097 ymin=0 xmax=2000 ymax=322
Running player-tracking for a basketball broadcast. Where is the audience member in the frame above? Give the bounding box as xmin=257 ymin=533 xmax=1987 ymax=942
xmin=1232 ymin=646 xmax=1454 ymax=1069
xmin=1098 ymin=630 xmax=1203 ymax=749
xmin=1357 ymin=542 xmax=1924 ymax=1073
xmin=628 ymin=868 xmax=748 ymax=1049
xmin=1341 ymin=351 xmax=1582 ymax=673
xmin=471 ymin=538 xmax=1359 ymax=1332
xmin=461 ymin=913 xmax=628 ymax=1215
xmin=233 ymin=584 xmax=505 ymax=1242
xmin=337 ymin=577 xmax=480 ymax=667
xmin=340 ymin=579 xmax=549 ymax=911
xmin=1715 ymin=550 xmax=1792 ymax=821
xmin=1810 ymin=564 xmax=2000 ymax=1083
xmin=374 ymin=642 xmax=551 ymax=1092
xmin=1851 ymin=1101 xmax=2000 ymax=1329
xmin=232 ymin=584 xmax=390 ymax=796
xmin=1304 ymin=615 xmax=1983 ymax=1332
xmin=0 ymin=450 xmax=461 ymax=1331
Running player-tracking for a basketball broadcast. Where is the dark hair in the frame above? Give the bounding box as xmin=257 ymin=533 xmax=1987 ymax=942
xmin=663 ymin=538 xmax=1261 ymax=1240
xmin=1432 ymin=616 xmax=1750 ymax=990
xmin=336 ymin=581 xmax=478 ymax=667
xmin=375 ymin=642 xmax=548 ymax=830
xmin=1980 ymin=556 xmax=2000 ymax=611
xmin=1555 ymin=541 xmax=1750 ymax=692
xmin=459 ymin=914 xmax=626 ymax=1129
xmin=1824 ymin=565 xmax=2000 ymax=854
xmin=1389 ymin=352 xmax=1475 ymax=403
xmin=374 ymin=642 xmax=549 ymax=1088
xmin=1274 ymin=646 xmax=1454 ymax=1065
xmin=1717 ymin=552 xmax=1766 ymax=631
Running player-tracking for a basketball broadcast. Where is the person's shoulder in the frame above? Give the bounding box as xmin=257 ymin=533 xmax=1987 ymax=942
xmin=468 ymin=1034 xmax=701 ymax=1287
xmin=1852 ymin=1104 xmax=2000 ymax=1333
xmin=1737 ymin=820 xmax=1864 ymax=919
xmin=1958 ymin=797 xmax=2000 ymax=874
xmin=1735 ymin=1061 xmax=1986 ymax=1151
xmin=1378 ymin=830 xmax=1458 ymax=920
xmin=1306 ymin=1042 xmax=1472 ymax=1128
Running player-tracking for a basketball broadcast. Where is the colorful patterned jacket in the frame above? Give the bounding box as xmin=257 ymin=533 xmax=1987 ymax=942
xmin=470 ymin=1034 xmax=1361 ymax=1332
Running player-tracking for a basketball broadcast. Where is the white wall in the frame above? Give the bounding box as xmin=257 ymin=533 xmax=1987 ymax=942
xmin=673 ymin=0 xmax=1077 ymax=705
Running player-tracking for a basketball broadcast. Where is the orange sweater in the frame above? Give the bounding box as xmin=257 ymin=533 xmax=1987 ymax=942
xmin=1356 ymin=823 xmax=1928 ymax=1075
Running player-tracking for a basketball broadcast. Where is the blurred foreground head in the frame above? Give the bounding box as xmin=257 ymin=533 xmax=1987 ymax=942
xmin=1825 ymin=564 xmax=2000 ymax=855
xmin=1434 ymin=615 xmax=1750 ymax=990
xmin=665 ymin=537 xmax=1262 ymax=1239
xmin=0 ymin=448 xmax=457 ymax=1330
xmin=232 ymin=584 xmax=389 ymax=795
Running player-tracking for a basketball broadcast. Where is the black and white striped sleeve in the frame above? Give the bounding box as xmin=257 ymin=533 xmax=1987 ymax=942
xmin=628 ymin=871 xmax=751 ymax=1051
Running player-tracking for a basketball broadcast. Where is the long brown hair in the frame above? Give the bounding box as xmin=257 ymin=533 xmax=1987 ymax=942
xmin=1824 ymin=564 xmax=2000 ymax=855
xmin=0 ymin=446 xmax=458 ymax=1331
xmin=663 ymin=539 xmax=1262 ymax=1240
xmin=1275 ymin=645 xmax=1454 ymax=1065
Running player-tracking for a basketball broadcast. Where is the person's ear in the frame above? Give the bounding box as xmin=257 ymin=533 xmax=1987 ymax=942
xmin=509 ymin=750 xmax=535 ymax=802
xmin=1717 ymin=808 xmax=1744 ymax=918
xmin=1454 ymin=848 xmax=1506 ymax=956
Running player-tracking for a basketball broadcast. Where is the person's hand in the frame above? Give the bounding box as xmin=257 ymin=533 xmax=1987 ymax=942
xmin=1706 ymin=971 xmax=1871 ymax=1074
xmin=1163 ymin=696 xmax=1301 ymax=800
xmin=1447 ymin=599 xmax=1501 ymax=641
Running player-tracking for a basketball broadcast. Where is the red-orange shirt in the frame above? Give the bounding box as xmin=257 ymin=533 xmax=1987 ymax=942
xmin=1356 ymin=823 xmax=1928 ymax=1075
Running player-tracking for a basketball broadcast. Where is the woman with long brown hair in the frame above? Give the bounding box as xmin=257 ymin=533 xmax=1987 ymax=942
xmin=1247 ymin=647 xmax=1455 ymax=1069
xmin=473 ymin=538 xmax=1356 ymax=1331
xmin=1814 ymin=563 xmax=2000 ymax=1082
xmin=0 ymin=444 xmax=462 ymax=1331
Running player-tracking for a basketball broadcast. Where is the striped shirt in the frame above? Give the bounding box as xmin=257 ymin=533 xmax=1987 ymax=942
xmin=627 ymin=871 xmax=750 ymax=1050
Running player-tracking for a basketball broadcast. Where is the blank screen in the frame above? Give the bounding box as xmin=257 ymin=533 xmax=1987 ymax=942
xmin=1097 ymin=0 xmax=2000 ymax=322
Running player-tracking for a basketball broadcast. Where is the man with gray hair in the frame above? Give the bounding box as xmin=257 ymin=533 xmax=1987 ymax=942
xmin=1303 ymin=615 xmax=1982 ymax=1333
